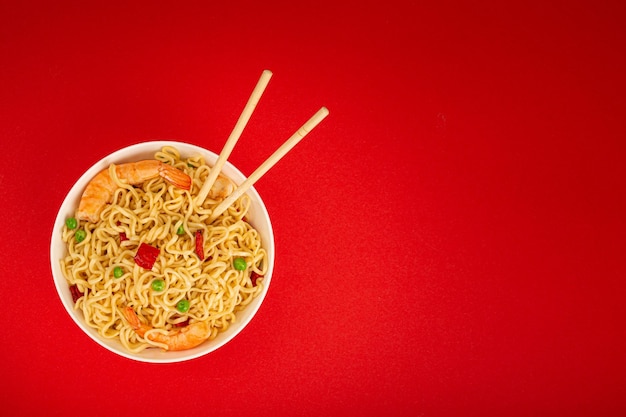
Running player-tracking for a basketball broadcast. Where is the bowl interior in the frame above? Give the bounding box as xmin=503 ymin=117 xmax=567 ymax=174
xmin=50 ymin=141 xmax=274 ymax=363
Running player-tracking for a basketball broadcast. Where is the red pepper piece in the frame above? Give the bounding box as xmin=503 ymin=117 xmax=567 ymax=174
xmin=195 ymin=230 xmax=204 ymax=261
xmin=70 ymin=285 xmax=84 ymax=303
xmin=116 ymin=222 xmax=128 ymax=242
xmin=134 ymin=242 xmax=160 ymax=270
xmin=250 ymin=271 xmax=262 ymax=287
xmin=173 ymin=318 xmax=190 ymax=328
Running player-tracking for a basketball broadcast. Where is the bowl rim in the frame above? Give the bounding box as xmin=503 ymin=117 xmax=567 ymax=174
xmin=50 ymin=140 xmax=274 ymax=363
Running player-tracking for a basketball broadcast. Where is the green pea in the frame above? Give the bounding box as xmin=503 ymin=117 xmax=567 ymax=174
xmin=233 ymin=257 xmax=247 ymax=271
xmin=75 ymin=229 xmax=86 ymax=243
xmin=65 ymin=217 xmax=78 ymax=230
xmin=176 ymin=225 xmax=185 ymax=235
xmin=151 ymin=279 xmax=165 ymax=292
xmin=113 ymin=266 xmax=124 ymax=279
xmin=176 ymin=299 xmax=190 ymax=313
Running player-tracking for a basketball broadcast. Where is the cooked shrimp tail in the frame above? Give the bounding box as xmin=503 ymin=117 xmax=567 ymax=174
xmin=122 ymin=306 xmax=152 ymax=337
xmin=132 ymin=160 xmax=192 ymax=191
xmin=122 ymin=307 xmax=212 ymax=351
xmin=76 ymin=160 xmax=191 ymax=222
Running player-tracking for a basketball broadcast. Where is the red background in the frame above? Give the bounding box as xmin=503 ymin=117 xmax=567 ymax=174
xmin=1 ymin=1 xmax=625 ymax=416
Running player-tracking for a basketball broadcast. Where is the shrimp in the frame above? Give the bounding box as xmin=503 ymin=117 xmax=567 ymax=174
xmin=76 ymin=160 xmax=192 ymax=223
xmin=207 ymin=175 xmax=235 ymax=200
xmin=122 ymin=307 xmax=212 ymax=351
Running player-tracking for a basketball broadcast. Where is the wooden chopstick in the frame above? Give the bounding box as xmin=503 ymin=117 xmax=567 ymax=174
xmin=209 ymin=106 xmax=330 ymax=221
xmin=195 ymin=69 xmax=273 ymax=207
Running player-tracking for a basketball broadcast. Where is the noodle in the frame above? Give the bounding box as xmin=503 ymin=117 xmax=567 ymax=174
xmin=60 ymin=146 xmax=267 ymax=352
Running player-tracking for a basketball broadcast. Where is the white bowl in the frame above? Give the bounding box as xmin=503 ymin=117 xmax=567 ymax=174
xmin=50 ymin=141 xmax=274 ymax=363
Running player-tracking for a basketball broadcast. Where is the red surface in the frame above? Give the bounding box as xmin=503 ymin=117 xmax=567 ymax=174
xmin=1 ymin=1 xmax=625 ymax=416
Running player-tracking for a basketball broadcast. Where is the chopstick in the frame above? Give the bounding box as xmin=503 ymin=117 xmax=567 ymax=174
xmin=209 ymin=106 xmax=330 ymax=221
xmin=195 ymin=69 xmax=273 ymax=207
